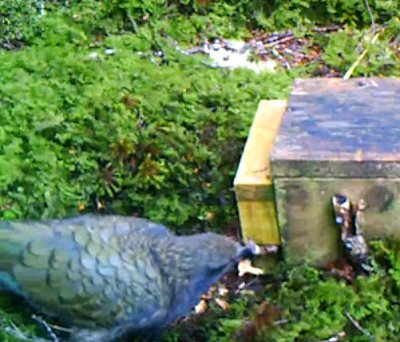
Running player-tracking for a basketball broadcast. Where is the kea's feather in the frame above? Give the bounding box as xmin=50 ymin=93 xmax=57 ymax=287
xmin=0 ymin=214 xmax=248 ymax=341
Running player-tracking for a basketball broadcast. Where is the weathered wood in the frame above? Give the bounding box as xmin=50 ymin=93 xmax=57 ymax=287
xmin=271 ymin=78 xmax=400 ymax=177
xmin=234 ymin=100 xmax=287 ymax=245
xmin=275 ymin=178 xmax=400 ymax=265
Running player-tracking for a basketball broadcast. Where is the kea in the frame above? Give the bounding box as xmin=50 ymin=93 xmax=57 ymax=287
xmin=0 ymin=214 xmax=256 ymax=341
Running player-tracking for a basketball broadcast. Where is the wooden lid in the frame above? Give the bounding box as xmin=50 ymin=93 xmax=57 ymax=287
xmin=271 ymin=78 xmax=400 ymax=178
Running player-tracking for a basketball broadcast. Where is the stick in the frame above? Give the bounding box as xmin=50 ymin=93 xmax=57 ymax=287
xmin=4 ymin=321 xmax=30 ymax=341
xmin=273 ymin=319 xmax=289 ymax=326
xmin=345 ymin=312 xmax=373 ymax=339
xmin=266 ymin=35 xmax=294 ymax=48
xmin=312 ymin=25 xmax=342 ymax=33
xmin=39 ymin=1 xmax=45 ymax=16
xmin=3 ymin=320 xmax=51 ymax=342
xmin=271 ymin=49 xmax=291 ymax=70
xmin=343 ymin=32 xmax=381 ymax=80
xmin=48 ymin=323 xmax=72 ymax=333
xmin=319 ymin=331 xmax=346 ymax=342
xmin=264 ymin=25 xmax=341 ymax=43
xmin=391 ymin=33 xmax=400 ymax=46
xmin=364 ymin=0 xmax=376 ymax=34
xmin=32 ymin=315 xmax=60 ymax=342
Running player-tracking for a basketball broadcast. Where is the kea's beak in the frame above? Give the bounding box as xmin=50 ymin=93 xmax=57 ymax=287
xmin=235 ymin=240 xmax=261 ymax=261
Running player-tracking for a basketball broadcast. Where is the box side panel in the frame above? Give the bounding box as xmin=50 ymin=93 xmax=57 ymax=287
xmin=275 ymin=178 xmax=400 ymax=265
xmin=271 ymin=159 xmax=400 ymax=178
xmin=237 ymin=199 xmax=280 ymax=244
xmin=234 ymin=100 xmax=287 ymax=245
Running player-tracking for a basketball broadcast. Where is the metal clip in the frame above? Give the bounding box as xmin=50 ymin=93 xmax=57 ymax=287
xmin=332 ymin=195 xmax=370 ymax=272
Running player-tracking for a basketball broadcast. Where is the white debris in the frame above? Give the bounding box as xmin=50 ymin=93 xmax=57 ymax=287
xmin=208 ymin=48 xmax=276 ymax=73
xmin=105 ymin=49 xmax=115 ymax=56
xmin=173 ymin=38 xmax=277 ymax=74
xmin=88 ymin=52 xmax=99 ymax=60
xmin=194 ymin=299 xmax=208 ymax=314
xmin=218 ymin=285 xmax=229 ymax=296
xmin=224 ymin=40 xmax=246 ymax=52
xmin=238 ymin=259 xmax=264 ymax=277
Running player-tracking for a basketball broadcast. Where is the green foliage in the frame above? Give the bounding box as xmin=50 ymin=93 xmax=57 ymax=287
xmin=321 ymin=26 xmax=400 ymax=77
xmin=169 ymin=240 xmax=400 ymax=342
xmin=62 ymin=0 xmax=400 ymax=34
xmin=0 ymin=20 xmax=292 ymax=227
xmin=215 ymin=0 xmax=400 ymax=30
xmin=3 ymin=0 xmax=400 ymax=49
xmin=0 ymin=0 xmax=41 ymax=48
xmin=259 ymin=242 xmax=400 ymax=342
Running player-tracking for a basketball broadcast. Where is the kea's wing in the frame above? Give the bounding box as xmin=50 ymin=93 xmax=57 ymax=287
xmin=0 ymin=215 xmax=172 ymax=329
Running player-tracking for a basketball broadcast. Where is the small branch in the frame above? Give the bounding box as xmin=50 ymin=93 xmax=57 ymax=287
xmin=319 ymin=331 xmax=346 ymax=342
xmin=266 ymin=35 xmax=295 ymax=48
xmin=273 ymin=319 xmax=289 ymax=326
xmin=4 ymin=321 xmax=30 ymax=341
xmin=126 ymin=12 xmax=139 ymax=33
xmin=391 ymin=33 xmax=400 ymax=46
xmin=48 ymin=324 xmax=72 ymax=333
xmin=262 ymin=25 xmax=341 ymax=44
xmin=39 ymin=0 xmax=45 ymax=16
xmin=343 ymin=31 xmax=381 ymax=80
xmin=271 ymin=49 xmax=291 ymax=69
xmin=312 ymin=25 xmax=342 ymax=33
xmin=364 ymin=0 xmax=376 ymax=34
xmin=345 ymin=312 xmax=374 ymax=339
xmin=237 ymin=277 xmax=259 ymax=292
xmin=2 ymin=319 xmax=51 ymax=342
xmin=32 ymin=315 xmax=60 ymax=342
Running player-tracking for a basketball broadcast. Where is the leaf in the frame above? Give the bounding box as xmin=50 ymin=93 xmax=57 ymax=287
xmin=34 ymin=115 xmax=64 ymax=131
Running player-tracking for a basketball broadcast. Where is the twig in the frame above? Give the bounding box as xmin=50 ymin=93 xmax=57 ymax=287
xmin=200 ymin=61 xmax=219 ymax=68
xmin=262 ymin=25 xmax=341 ymax=44
xmin=364 ymin=0 xmax=376 ymax=34
xmin=32 ymin=315 xmax=60 ymax=342
xmin=266 ymin=35 xmax=295 ymax=48
xmin=126 ymin=12 xmax=139 ymax=33
xmin=39 ymin=0 xmax=45 ymax=16
xmin=345 ymin=312 xmax=374 ymax=339
xmin=264 ymin=31 xmax=293 ymax=44
xmin=235 ymin=277 xmax=261 ymax=295
xmin=312 ymin=25 xmax=342 ymax=33
xmin=239 ymin=277 xmax=259 ymax=290
xmin=343 ymin=31 xmax=381 ymax=80
xmin=3 ymin=320 xmax=51 ymax=342
xmin=4 ymin=321 xmax=30 ymax=341
xmin=271 ymin=49 xmax=291 ymax=70
xmin=319 ymin=331 xmax=346 ymax=342
xmin=48 ymin=324 xmax=72 ymax=333
xmin=273 ymin=319 xmax=289 ymax=326
xmin=391 ymin=33 xmax=400 ymax=46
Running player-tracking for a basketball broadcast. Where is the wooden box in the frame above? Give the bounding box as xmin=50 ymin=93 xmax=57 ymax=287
xmin=271 ymin=78 xmax=400 ymax=265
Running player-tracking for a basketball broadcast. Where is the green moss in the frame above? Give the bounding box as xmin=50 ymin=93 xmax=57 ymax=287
xmin=167 ymin=240 xmax=400 ymax=342
xmin=0 ymin=31 xmax=292 ymax=226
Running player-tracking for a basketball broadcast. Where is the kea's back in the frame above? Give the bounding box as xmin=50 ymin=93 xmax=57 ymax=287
xmin=0 ymin=215 xmax=173 ymax=331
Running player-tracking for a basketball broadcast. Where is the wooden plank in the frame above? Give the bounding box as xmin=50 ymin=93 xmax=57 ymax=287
xmin=274 ymin=177 xmax=400 ymax=266
xmin=234 ymin=100 xmax=287 ymax=245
